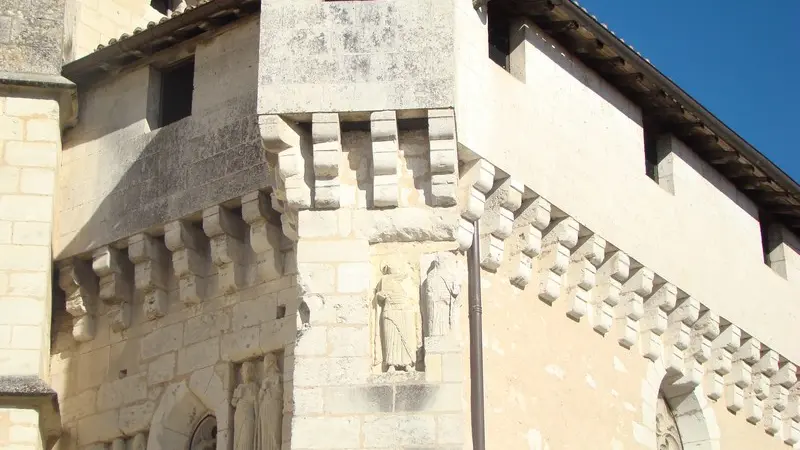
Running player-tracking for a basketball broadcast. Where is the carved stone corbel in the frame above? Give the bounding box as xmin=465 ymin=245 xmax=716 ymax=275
xmin=590 ymin=249 xmax=629 ymax=335
xmin=311 ymin=113 xmax=342 ymax=209
xmin=242 ymin=191 xmax=285 ymax=281
xmin=457 ymin=158 xmax=494 ymax=250
xmin=479 ymin=177 xmax=523 ymax=271
xmin=427 ymin=109 xmax=458 ymax=207
xmin=164 ymin=220 xmax=210 ymax=305
xmin=370 ymin=111 xmax=399 ymax=208
xmin=129 ymin=233 xmax=171 ymax=320
xmin=203 ymin=205 xmax=247 ymax=294
xmin=724 ymin=333 xmax=755 ymax=413
xmin=764 ymin=357 xmax=792 ymax=435
xmin=662 ymin=294 xmax=699 ymax=387
xmin=58 ymin=258 xmax=98 ymax=342
xmin=260 ymin=114 xmax=311 ymax=213
xmin=613 ymin=263 xmax=654 ymax=349
xmin=783 ymin=380 xmax=800 ymax=445
xmin=537 ymin=214 xmax=579 ymax=304
xmin=565 ymin=229 xmax=605 ymax=320
xmin=508 ymin=195 xmax=550 ymax=288
xmin=92 ymin=246 xmax=133 ymax=332
xmin=639 ymin=281 xmax=677 ymax=361
xmin=739 ymin=337 xmax=767 ymax=423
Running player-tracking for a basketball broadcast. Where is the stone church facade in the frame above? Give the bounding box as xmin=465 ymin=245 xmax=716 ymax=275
xmin=2 ymin=0 xmax=800 ymax=449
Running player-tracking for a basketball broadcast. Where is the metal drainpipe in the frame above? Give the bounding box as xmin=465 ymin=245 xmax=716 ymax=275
xmin=468 ymin=220 xmax=486 ymax=450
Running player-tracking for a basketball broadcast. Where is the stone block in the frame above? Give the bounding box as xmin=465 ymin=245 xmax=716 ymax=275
xmin=77 ymin=410 xmax=120 ymax=444
xmin=362 ymin=414 xmax=436 ymax=448
xmin=327 ymin=326 xmax=370 ymax=357
xmin=184 ymin=310 xmax=230 ymax=346
xmin=296 ymin=263 xmax=336 ymax=294
xmin=293 ymin=356 xmax=370 ymax=387
xmin=61 ymin=389 xmax=97 ymax=424
xmin=294 ymin=325 xmax=327 ymax=357
xmin=436 ymin=414 xmax=463 ymax=445
xmin=291 ymin=416 xmax=361 ymax=449
xmin=11 ymin=221 xmax=50 ymax=246
xmin=19 ymin=168 xmax=55 ymax=195
xmin=140 ymin=322 xmax=183 ymax=360
xmin=0 ymin=167 xmax=20 ymax=193
xmin=3 ymin=97 xmax=58 ymax=119
xmin=296 ymin=240 xmax=369 ymax=263
xmin=323 ymin=385 xmax=393 ymax=414
xmin=220 ymin=326 xmax=260 ymax=362
xmin=25 ymin=118 xmax=60 ymax=142
xmin=394 ymin=383 xmax=461 ymax=412
xmin=233 ymin=297 xmax=275 ymax=329
xmin=9 ymin=325 xmax=42 ymax=350
xmin=3 ymin=141 xmax=58 ymax=167
xmin=292 ymin=387 xmax=324 ymax=415
xmin=336 ymin=262 xmax=370 ymax=293
xmin=147 ymin=352 xmax=176 ymax=386
xmin=177 ymin=337 xmax=220 ymax=375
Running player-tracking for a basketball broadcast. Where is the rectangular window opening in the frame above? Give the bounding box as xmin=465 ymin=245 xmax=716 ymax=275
xmin=488 ymin=2 xmax=512 ymax=71
xmin=760 ymin=212 xmax=779 ymax=266
xmin=644 ymin=120 xmax=660 ymax=182
xmin=158 ymin=57 xmax=195 ymax=128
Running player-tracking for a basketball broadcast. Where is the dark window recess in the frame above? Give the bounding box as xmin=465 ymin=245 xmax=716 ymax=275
xmin=643 ymin=120 xmax=661 ymax=181
xmin=150 ymin=0 xmax=169 ymax=15
xmin=760 ymin=213 xmax=779 ymax=265
xmin=159 ymin=57 xmax=195 ymax=127
xmin=487 ymin=2 xmax=511 ymax=71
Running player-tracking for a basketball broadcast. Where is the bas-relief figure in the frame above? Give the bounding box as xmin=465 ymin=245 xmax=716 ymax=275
xmin=422 ymin=255 xmax=461 ymax=338
xmin=376 ymin=262 xmax=420 ymax=372
xmin=231 ymin=354 xmax=283 ymax=450
xmin=656 ymin=393 xmax=683 ymax=450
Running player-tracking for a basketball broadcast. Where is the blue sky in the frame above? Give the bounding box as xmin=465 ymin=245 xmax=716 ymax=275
xmin=575 ymin=0 xmax=800 ymax=181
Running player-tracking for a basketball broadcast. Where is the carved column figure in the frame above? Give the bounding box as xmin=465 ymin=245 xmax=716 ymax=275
xmin=376 ymin=263 xmax=419 ymax=372
xmin=422 ymin=255 xmax=461 ymax=338
xmin=232 ymin=361 xmax=259 ymax=450
xmin=258 ymin=353 xmax=283 ymax=450
xmin=131 ymin=432 xmax=147 ymax=450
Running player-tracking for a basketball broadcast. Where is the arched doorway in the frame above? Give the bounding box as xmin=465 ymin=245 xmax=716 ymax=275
xmin=657 ymin=391 xmax=683 ymax=450
xmin=189 ymin=414 xmax=217 ymax=450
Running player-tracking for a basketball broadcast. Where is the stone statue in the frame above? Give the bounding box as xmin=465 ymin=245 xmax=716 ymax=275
xmin=232 ymin=361 xmax=258 ymax=450
xmin=422 ymin=255 xmax=461 ymax=337
xmin=376 ymin=263 xmax=418 ymax=372
xmin=131 ymin=433 xmax=147 ymax=450
xmin=257 ymin=353 xmax=282 ymax=450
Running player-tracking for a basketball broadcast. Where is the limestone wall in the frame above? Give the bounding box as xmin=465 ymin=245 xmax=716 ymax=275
xmin=50 ymin=201 xmax=297 ymax=449
xmin=64 ymin=0 xmax=165 ymax=61
xmin=57 ymin=19 xmax=263 ymax=259
xmin=454 ymin=11 xmax=800 ymax=366
xmin=257 ymin=0 xmax=455 ymax=115
xmin=0 ymin=93 xmax=61 ymax=450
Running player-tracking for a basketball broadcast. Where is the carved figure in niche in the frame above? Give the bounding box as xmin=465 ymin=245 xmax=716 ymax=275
xmin=232 ymin=361 xmax=258 ymax=450
xmin=656 ymin=392 xmax=683 ymax=450
xmin=422 ymin=255 xmax=461 ymax=337
xmin=257 ymin=353 xmax=283 ymax=450
xmin=376 ymin=263 xmax=419 ymax=372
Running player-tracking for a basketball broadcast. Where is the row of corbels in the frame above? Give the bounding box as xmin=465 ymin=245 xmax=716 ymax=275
xmin=259 ymin=109 xmax=459 ymax=240
xmin=56 ymin=191 xmax=285 ymax=343
xmin=457 ymin=157 xmax=800 ymax=445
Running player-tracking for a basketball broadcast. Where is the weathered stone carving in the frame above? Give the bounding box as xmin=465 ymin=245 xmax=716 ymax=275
xmin=508 ymin=195 xmax=550 ymax=289
xmin=376 ymin=263 xmax=419 ymax=372
xmin=233 ymin=361 xmax=259 ymax=450
xmin=640 ymin=281 xmax=677 ymax=362
xmin=260 ymin=114 xmax=311 ymax=214
xmin=258 ymin=353 xmax=282 ymax=450
xmin=312 ymin=113 xmax=342 ymax=209
xmin=422 ymin=254 xmax=461 ymax=338
xmin=538 ymin=214 xmax=579 ymax=304
xmin=656 ymin=393 xmax=684 ymax=449
xmin=93 ymin=246 xmax=134 ymax=332
xmin=614 ymin=263 xmax=654 ymax=348
xmin=231 ymin=355 xmax=283 ymax=450
xmin=129 ymin=233 xmax=171 ymax=320
xmin=165 ymin=220 xmax=211 ymax=305
xmin=457 ymin=158 xmax=494 ymax=250
xmin=58 ymin=258 xmax=99 ymax=342
xmin=427 ymin=109 xmax=458 ymax=207
xmin=190 ymin=415 xmax=217 ymax=450
xmin=479 ymin=176 xmax=523 ymax=271
xmin=203 ymin=205 xmax=248 ymax=294
xmin=565 ymin=229 xmax=604 ymax=321
xmin=131 ymin=432 xmax=147 ymax=450
xmin=370 ymin=111 xmax=399 ymax=208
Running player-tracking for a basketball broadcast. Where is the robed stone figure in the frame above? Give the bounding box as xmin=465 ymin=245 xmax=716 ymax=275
xmin=422 ymin=256 xmax=461 ymax=337
xmin=232 ymin=355 xmax=282 ymax=450
xmin=376 ymin=263 xmax=418 ymax=372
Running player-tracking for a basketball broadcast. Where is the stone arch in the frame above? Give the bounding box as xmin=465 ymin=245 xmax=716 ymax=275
xmin=147 ymin=364 xmax=231 ymax=450
xmin=642 ymin=360 xmax=721 ymax=450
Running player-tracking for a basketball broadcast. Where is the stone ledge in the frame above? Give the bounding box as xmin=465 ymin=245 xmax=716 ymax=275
xmin=0 ymin=72 xmax=75 ymax=91
xmin=0 ymin=375 xmax=62 ymax=449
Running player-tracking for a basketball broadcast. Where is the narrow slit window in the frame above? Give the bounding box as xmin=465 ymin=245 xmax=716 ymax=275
xmin=644 ymin=120 xmax=660 ymax=181
xmin=158 ymin=57 xmax=195 ymax=127
xmin=760 ymin=212 xmax=778 ymax=266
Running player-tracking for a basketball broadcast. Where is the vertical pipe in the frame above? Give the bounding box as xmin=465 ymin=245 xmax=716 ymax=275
xmin=468 ymin=220 xmax=486 ymax=450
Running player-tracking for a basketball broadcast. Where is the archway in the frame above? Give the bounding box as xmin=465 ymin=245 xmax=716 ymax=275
xmin=644 ymin=361 xmax=721 ymax=450
xmin=189 ymin=415 xmax=218 ymax=450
